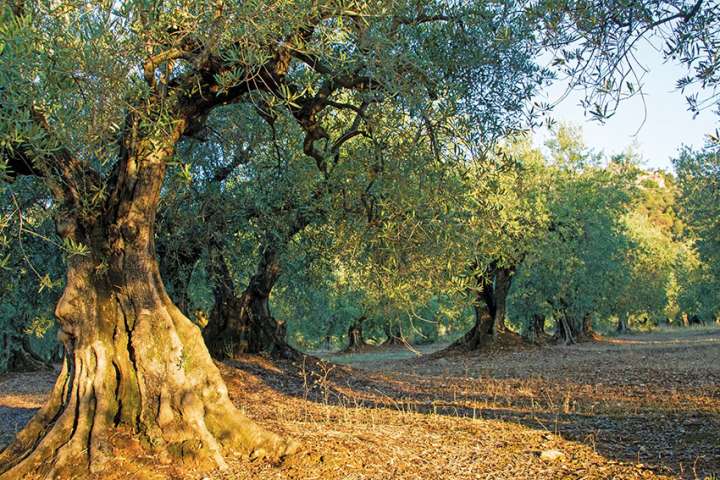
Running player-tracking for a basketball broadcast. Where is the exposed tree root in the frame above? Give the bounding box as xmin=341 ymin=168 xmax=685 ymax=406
xmin=436 ymin=328 xmax=528 ymax=358
xmin=0 ymin=270 xmax=298 ymax=480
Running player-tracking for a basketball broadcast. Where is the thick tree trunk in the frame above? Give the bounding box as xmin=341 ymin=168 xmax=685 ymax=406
xmin=579 ymin=313 xmax=595 ymax=340
xmin=493 ymin=268 xmax=512 ymax=335
xmin=450 ymin=289 xmax=495 ymax=350
xmin=617 ymin=314 xmax=630 ymax=333
xmin=344 ymin=316 xmax=367 ymax=352
xmin=203 ymin=245 xmax=296 ymax=359
xmin=0 ymin=146 xmax=295 ymax=478
xmin=452 ymin=263 xmax=520 ymax=351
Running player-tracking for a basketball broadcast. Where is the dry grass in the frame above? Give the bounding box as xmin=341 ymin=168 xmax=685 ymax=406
xmin=1 ymin=327 xmax=718 ymax=479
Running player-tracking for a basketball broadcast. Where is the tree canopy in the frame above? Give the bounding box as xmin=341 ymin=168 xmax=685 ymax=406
xmin=1 ymin=0 xmax=720 ymax=477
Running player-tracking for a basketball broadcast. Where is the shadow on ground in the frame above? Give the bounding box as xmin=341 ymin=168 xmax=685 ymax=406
xmin=1 ymin=327 xmax=718 ymax=479
xmin=227 ymin=327 xmax=720 ymax=478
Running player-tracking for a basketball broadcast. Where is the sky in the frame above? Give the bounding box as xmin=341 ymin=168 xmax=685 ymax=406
xmin=533 ymin=43 xmax=718 ymax=172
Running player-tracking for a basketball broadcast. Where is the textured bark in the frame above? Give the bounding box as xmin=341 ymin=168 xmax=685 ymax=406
xmin=0 ymin=141 xmax=295 ymax=478
xmin=493 ymin=268 xmax=513 ymax=334
xmin=344 ymin=316 xmax=367 ymax=352
xmin=450 ymin=293 xmax=495 ymax=350
xmin=203 ymin=245 xmax=296 ymax=359
xmin=451 ymin=264 xmax=516 ymax=350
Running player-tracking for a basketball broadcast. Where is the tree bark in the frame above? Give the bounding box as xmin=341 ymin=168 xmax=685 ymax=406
xmin=524 ymin=314 xmax=548 ymax=343
xmin=1 ymin=312 xmax=53 ymax=373
xmin=553 ymin=309 xmax=576 ymax=345
xmin=203 ymin=244 xmax=296 ymax=359
xmin=492 ymin=267 xmax=513 ymax=335
xmin=0 ymin=141 xmax=295 ymax=478
xmin=450 ymin=264 xmax=517 ymax=350
xmin=382 ymin=322 xmax=405 ymax=346
xmin=579 ymin=313 xmax=595 ymax=340
xmin=617 ymin=314 xmax=630 ymax=333
xmin=450 ymin=293 xmax=495 ymax=350
xmin=344 ymin=316 xmax=367 ymax=352
xmin=3 ymin=331 xmax=51 ymax=373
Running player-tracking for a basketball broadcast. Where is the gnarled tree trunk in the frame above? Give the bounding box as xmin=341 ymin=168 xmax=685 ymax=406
xmin=203 ymin=244 xmax=296 ymax=359
xmin=0 ymin=142 xmax=295 ymax=478
xmin=157 ymin=240 xmax=203 ymax=316
xmin=450 ymin=291 xmax=495 ymax=350
xmin=2 ymin=329 xmax=51 ymax=373
xmin=579 ymin=313 xmax=595 ymax=340
xmin=450 ymin=264 xmax=517 ymax=350
xmin=554 ymin=311 xmax=596 ymax=344
xmin=493 ymin=267 xmax=513 ymax=335
xmin=344 ymin=316 xmax=367 ymax=352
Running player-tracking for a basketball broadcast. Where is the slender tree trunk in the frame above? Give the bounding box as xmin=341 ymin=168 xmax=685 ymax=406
xmin=553 ymin=309 xmax=576 ymax=345
xmin=0 ymin=142 xmax=295 ymax=478
xmin=535 ymin=314 xmax=546 ymax=336
xmin=382 ymin=322 xmax=405 ymax=346
xmin=492 ymin=267 xmax=513 ymax=335
xmin=203 ymin=244 xmax=296 ymax=359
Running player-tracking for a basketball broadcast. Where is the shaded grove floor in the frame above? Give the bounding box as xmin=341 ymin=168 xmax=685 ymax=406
xmin=0 ymin=327 xmax=718 ymax=479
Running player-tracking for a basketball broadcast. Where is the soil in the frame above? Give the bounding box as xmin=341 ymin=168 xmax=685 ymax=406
xmin=1 ymin=327 xmax=718 ymax=479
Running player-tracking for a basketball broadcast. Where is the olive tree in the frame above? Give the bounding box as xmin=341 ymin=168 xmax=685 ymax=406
xmin=0 ymin=0 xmax=547 ymax=475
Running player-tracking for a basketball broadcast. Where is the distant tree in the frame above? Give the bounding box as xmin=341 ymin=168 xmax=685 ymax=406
xmin=674 ymin=144 xmax=720 ymax=322
xmin=2 ymin=0 xmax=719 ymax=476
xmin=0 ymin=182 xmax=62 ymax=373
xmin=449 ymin=138 xmax=551 ymax=350
xmin=509 ymin=128 xmax=635 ymax=343
xmin=6 ymin=0 xmax=546 ymax=472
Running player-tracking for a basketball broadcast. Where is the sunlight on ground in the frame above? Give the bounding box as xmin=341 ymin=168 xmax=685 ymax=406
xmin=1 ymin=328 xmax=718 ymax=479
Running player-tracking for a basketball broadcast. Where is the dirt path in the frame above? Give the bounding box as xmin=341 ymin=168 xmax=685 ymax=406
xmin=1 ymin=327 xmax=718 ymax=479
